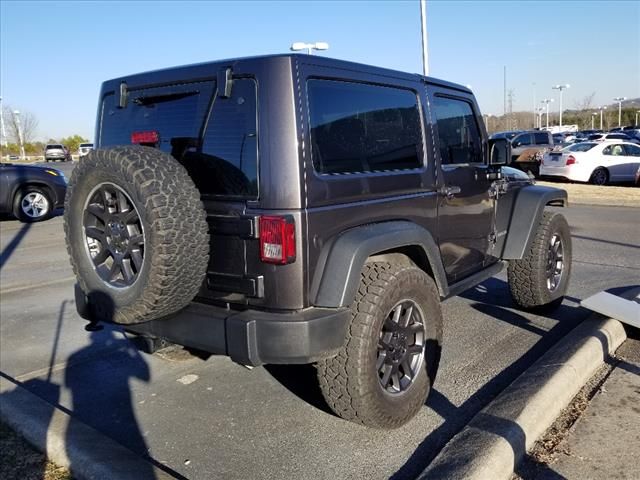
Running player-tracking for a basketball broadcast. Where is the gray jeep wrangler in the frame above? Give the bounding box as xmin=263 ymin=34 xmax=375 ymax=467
xmin=65 ymin=54 xmax=571 ymax=429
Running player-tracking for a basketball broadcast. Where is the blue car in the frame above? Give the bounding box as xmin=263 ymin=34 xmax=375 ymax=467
xmin=0 ymin=163 xmax=67 ymax=222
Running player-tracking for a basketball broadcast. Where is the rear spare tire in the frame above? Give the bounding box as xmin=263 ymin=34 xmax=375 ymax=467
xmin=64 ymin=146 xmax=209 ymax=324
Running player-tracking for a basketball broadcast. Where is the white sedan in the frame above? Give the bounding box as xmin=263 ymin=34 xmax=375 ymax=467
xmin=540 ymin=141 xmax=640 ymax=185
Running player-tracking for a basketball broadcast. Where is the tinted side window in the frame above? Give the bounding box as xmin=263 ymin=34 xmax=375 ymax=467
xmin=514 ymin=134 xmax=532 ymax=146
xmin=534 ymin=132 xmax=550 ymax=144
xmin=624 ymin=144 xmax=640 ymax=156
xmin=308 ymin=80 xmax=423 ymax=174
xmin=432 ymin=96 xmax=482 ymax=165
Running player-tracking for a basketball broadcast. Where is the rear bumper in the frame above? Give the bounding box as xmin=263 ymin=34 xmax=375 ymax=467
xmin=77 ymin=288 xmax=350 ymax=366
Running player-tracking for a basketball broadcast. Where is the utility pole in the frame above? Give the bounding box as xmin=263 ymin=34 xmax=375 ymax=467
xmin=636 ymin=110 xmax=640 ymax=126
xmin=532 ymin=82 xmax=536 ymax=129
xmin=420 ymin=0 xmax=429 ymax=76
xmin=503 ymin=66 xmax=507 ymax=120
xmin=0 ymin=96 xmax=8 ymax=148
xmin=507 ymin=89 xmax=515 ymax=130
xmin=13 ymin=110 xmax=26 ymax=160
xmin=591 ymin=112 xmax=597 ymax=130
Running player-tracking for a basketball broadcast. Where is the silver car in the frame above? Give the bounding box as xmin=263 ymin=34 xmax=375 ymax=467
xmin=44 ymin=144 xmax=70 ymax=162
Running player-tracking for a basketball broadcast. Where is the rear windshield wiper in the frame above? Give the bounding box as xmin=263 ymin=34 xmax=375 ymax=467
xmin=132 ymin=90 xmax=199 ymax=107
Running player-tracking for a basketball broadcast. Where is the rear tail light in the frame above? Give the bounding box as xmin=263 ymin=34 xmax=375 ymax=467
xmin=259 ymin=216 xmax=296 ymax=264
xmin=131 ymin=130 xmax=159 ymax=145
xmin=566 ymin=155 xmax=577 ymax=165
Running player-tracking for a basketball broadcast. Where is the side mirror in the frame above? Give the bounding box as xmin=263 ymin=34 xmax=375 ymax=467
xmin=488 ymin=138 xmax=511 ymax=166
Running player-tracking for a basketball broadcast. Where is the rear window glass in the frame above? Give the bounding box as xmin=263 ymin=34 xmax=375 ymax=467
xmin=565 ymin=142 xmax=598 ymax=152
xmin=46 ymin=145 xmax=63 ymax=149
xmin=99 ymin=78 xmax=258 ymax=199
xmin=308 ymin=80 xmax=423 ymax=174
xmin=79 ymin=143 xmax=93 ymax=148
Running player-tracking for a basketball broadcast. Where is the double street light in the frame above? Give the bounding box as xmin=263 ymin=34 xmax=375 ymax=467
xmin=552 ymin=84 xmax=570 ymax=127
xmin=613 ymin=96 xmax=627 ymax=127
xmin=290 ymin=42 xmax=329 ymax=55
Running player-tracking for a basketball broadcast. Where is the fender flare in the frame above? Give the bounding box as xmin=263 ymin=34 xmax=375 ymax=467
xmin=501 ymin=184 xmax=568 ymax=260
xmin=311 ymin=221 xmax=448 ymax=308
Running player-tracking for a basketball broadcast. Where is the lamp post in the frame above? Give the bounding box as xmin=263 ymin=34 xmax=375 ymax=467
xmin=552 ymin=84 xmax=570 ymax=128
xmin=541 ymin=99 xmax=554 ymax=129
xmin=537 ymin=107 xmax=544 ymax=129
xmin=636 ymin=110 xmax=640 ymax=126
xmin=290 ymin=42 xmax=329 ymax=55
xmin=13 ymin=110 xmax=26 ymax=160
xmin=591 ymin=112 xmax=598 ymax=130
xmin=613 ymin=97 xmax=626 ymax=127
xmin=420 ymin=0 xmax=429 ymax=76
xmin=598 ymin=106 xmax=607 ymax=130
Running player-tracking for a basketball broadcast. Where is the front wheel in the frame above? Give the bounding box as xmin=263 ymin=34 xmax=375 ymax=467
xmin=317 ymin=261 xmax=443 ymax=429
xmin=13 ymin=187 xmax=52 ymax=222
xmin=508 ymin=211 xmax=572 ymax=310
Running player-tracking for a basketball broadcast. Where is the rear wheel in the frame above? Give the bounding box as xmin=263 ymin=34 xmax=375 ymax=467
xmin=317 ymin=261 xmax=442 ymax=429
xmin=590 ymin=167 xmax=608 ymax=185
xmin=64 ymin=146 xmax=210 ymax=324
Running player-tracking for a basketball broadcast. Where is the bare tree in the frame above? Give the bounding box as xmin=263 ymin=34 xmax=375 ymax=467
xmin=2 ymin=106 xmax=39 ymax=144
xmin=572 ymin=92 xmax=596 ymax=129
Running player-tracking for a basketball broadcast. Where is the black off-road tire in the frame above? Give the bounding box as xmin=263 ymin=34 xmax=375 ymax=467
xmin=317 ymin=261 xmax=443 ymax=429
xmin=508 ymin=211 xmax=572 ymax=310
xmin=64 ymin=146 xmax=209 ymax=324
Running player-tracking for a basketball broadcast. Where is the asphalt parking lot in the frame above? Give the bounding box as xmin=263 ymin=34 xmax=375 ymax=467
xmin=1 ymin=172 xmax=639 ymax=479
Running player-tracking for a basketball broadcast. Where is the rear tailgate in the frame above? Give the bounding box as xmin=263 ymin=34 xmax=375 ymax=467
xmin=97 ymin=73 xmax=261 ymax=306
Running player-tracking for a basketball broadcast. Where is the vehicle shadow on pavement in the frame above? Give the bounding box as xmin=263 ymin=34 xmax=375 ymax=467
xmin=0 ymin=222 xmax=31 ymax=271
xmin=264 ymin=364 xmax=335 ymax=415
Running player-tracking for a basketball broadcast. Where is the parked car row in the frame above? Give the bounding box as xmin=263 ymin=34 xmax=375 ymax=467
xmin=43 ymin=143 xmax=94 ymax=162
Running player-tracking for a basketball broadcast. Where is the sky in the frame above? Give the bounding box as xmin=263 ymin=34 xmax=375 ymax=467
xmin=1 ymin=0 xmax=639 ymax=141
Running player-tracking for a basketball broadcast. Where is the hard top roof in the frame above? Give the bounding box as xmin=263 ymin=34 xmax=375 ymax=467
xmin=102 ymin=53 xmax=471 ymax=95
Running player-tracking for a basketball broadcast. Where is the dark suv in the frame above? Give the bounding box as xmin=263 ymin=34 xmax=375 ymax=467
xmin=65 ymin=54 xmax=571 ymax=429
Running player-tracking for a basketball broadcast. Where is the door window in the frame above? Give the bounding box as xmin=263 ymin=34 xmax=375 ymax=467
xmin=534 ymin=132 xmax=550 ymax=144
xmin=623 ymin=144 xmax=640 ymax=156
xmin=308 ymin=80 xmax=423 ymax=174
xmin=432 ymin=96 xmax=482 ymax=165
xmin=512 ymin=134 xmax=532 ymax=147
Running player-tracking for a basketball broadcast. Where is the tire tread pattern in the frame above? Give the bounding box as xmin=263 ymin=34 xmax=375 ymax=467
xmin=64 ymin=146 xmax=209 ymax=324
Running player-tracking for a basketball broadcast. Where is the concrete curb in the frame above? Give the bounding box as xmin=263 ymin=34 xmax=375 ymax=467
xmin=420 ymin=288 xmax=640 ymax=480
xmin=0 ymin=376 xmax=175 ymax=480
